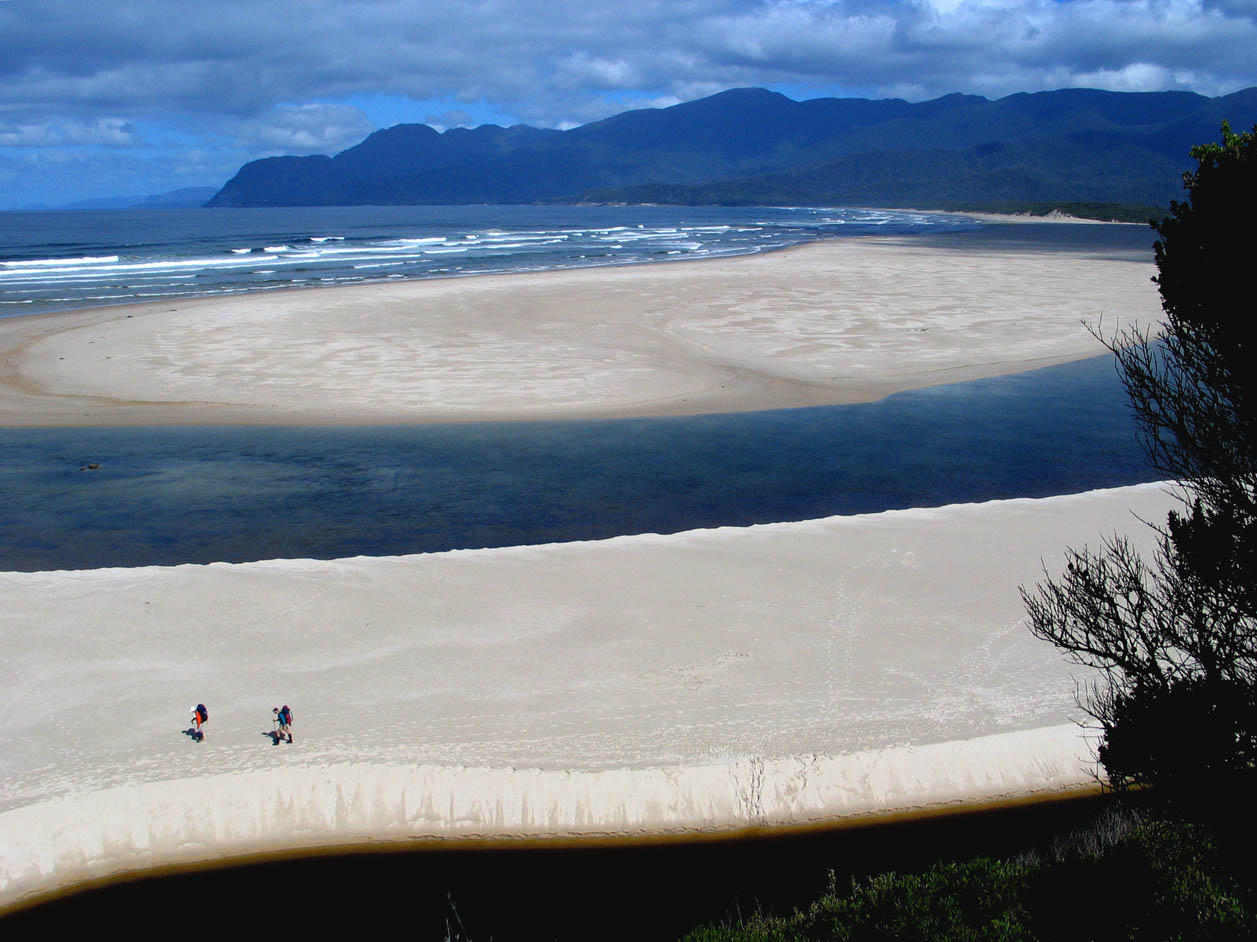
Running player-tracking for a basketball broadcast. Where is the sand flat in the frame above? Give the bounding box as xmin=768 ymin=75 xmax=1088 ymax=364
xmin=0 ymin=484 xmax=1177 ymax=907
xmin=0 ymin=233 xmax=1159 ymax=427
xmin=0 ymin=226 xmax=1171 ymax=910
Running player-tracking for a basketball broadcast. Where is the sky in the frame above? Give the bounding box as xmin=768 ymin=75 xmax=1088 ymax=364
xmin=1 ymin=0 xmax=1255 ymax=207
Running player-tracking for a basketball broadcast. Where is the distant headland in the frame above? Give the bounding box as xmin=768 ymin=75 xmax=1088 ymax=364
xmin=206 ymin=86 xmax=1257 ymax=213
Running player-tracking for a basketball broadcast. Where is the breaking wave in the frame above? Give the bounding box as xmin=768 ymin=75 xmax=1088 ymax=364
xmin=0 ymin=205 xmax=978 ymax=318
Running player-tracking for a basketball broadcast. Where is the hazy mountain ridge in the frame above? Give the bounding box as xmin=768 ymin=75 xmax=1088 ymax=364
xmin=48 ymin=187 xmax=221 ymax=211
xmin=207 ymin=87 xmax=1257 ymax=209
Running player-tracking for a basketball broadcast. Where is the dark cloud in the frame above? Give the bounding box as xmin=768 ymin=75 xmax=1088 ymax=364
xmin=1203 ymin=0 xmax=1257 ymax=14
xmin=1 ymin=0 xmax=1254 ymax=204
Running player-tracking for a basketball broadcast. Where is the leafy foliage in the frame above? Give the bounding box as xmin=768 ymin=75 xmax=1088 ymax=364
xmin=583 ymin=140 xmax=1187 ymax=209
xmin=1143 ymin=123 xmax=1257 ymax=517
xmin=685 ymin=857 xmax=1036 ymax=942
xmin=1021 ymin=123 xmax=1257 ymax=794
xmin=683 ymin=814 xmax=1254 ymax=941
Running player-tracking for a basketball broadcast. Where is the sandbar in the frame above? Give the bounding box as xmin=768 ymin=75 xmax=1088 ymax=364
xmin=0 ymin=224 xmax=1170 ymax=911
xmin=0 ymin=227 xmax=1160 ymax=427
xmin=0 ymin=483 xmax=1177 ymax=909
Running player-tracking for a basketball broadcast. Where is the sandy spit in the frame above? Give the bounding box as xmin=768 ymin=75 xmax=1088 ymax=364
xmin=0 ymin=483 xmax=1178 ymax=909
xmin=0 ymin=233 xmax=1159 ymax=427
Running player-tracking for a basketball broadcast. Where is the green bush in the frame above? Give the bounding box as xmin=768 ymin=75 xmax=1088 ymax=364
xmin=682 ymin=814 xmax=1254 ymax=941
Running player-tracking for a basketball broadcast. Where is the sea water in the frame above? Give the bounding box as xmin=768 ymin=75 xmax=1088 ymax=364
xmin=0 ymin=204 xmax=979 ymax=317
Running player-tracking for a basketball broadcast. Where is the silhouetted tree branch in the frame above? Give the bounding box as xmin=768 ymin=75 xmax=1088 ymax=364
xmin=1022 ymin=123 xmax=1257 ymax=793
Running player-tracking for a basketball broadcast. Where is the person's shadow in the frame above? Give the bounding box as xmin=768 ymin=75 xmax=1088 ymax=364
xmin=182 ymin=727 xmax=204 ymax=742
xmin=262 ymin=730 xmax=281 ymax=746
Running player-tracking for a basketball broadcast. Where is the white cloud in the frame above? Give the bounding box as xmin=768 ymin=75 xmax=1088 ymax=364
xmin=1066 ymin=62 xmax=1181 ymax=93
xmin=0 ymin=117 xmax=142 ymax=147
xmin=227 ymin=103 xmax=377 ymax=155
xmin=557 ymin=53 xmax=644 ymax=89
xmin=424 ymin=109 xmax=475 ymax=131
xmin=3 ymin=0 xmax=1253 ymax=130
xmin=0 ymin=0 xmax=1254 ymax=202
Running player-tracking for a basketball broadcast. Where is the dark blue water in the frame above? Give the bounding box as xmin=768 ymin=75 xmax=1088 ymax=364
xmin=0 ymin=355 xmax=1157 ymax=571
xmin=0 ymin=205 xmax=978 ymax=318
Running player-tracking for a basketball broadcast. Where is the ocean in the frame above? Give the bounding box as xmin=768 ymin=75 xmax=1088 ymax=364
xmin=0 ymin=204 xmax=978 ymax=318
xmin=0 ymin=206 xmax=1160 ymax=570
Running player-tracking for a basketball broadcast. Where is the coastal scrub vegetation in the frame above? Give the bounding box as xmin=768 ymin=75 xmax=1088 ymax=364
xmin=210 ymin=88 xmax=1257 ymax=210
xmin=581 ymin=139 xmax=1183 ymax=214
xmin=1021 ymin=123 xmax=1257 ymax=796
xmin=682 ymin=125 xmax=1257 ymax=942
xmin=682 ymin=809 xmax=1254 ymax=941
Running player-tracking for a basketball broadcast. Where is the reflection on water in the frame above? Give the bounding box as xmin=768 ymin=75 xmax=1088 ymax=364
xmin=0 ymin=355 xmax=1157 ymax=571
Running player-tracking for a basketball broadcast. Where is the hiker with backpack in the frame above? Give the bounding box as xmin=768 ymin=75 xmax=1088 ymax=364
xmin=189 ymin=704 xmax=208 ymax=742
xmin=272 ymin=705 xmax=293 ymax=744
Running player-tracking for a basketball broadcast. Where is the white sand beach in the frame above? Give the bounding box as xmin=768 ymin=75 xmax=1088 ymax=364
xmin=0 ymin=233 xmax=1158 ymax=427
xmin=0 ymin=484 xmax=1177 ymax=909
xmin=0 ymin=227 xmax=1171 ymax=912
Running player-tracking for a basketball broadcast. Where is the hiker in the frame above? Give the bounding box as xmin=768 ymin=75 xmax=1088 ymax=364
xmin=190 ymin=704 xmax=208 ymax=742
xmin=273 ymin=705 xmax=293 ymax=744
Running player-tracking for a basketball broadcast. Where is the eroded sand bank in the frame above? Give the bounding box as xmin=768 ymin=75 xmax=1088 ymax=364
xmin=0 ymin=483 xmax=1177 ymax=908
xmin=0 ymin=231 xmax=1159 ymax=427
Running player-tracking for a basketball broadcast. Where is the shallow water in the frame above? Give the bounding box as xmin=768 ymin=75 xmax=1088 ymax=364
xmin=0 ymin=204 xmax=980 ymax=318
xmin=0 ymin=354 xmax=1157 ymax=571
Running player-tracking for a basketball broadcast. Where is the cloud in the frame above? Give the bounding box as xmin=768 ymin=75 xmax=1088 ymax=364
xmin=2 ymin=0 xmax=1253 ymax=130
xmin=0 ymin=117 xmax=143 ymax=148
xmin=556 ymin=53 xmax=645 ymax=90
xmin=226 ymin=104 xmax=377 ymax=156
xmin=1 ymin=0 xmax=1254 ymax=203
xmin=1202 ymin=0 xmax=1257 ymax=15
xmin=424 ymin=109 xmax=475 ymax=130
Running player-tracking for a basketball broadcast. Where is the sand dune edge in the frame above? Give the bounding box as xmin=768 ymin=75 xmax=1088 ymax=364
xmin=0 ymin=723 xmax=1098 ymax=911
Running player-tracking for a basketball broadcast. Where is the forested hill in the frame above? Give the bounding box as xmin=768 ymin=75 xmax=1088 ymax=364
xmin=207 ymin=86 xmax=1257 ymax=209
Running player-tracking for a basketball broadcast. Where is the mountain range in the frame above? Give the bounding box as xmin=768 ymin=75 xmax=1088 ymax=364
xmin=208 ymin=87 xmax=1257 ymax=211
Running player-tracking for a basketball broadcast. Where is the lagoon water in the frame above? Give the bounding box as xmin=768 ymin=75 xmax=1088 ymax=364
xmin=0 ymin=207 xmax=1161 ymax=571
xmin=0 ymin=211 xmax=1161 ymax=932
xmin=0 ymin=354 xmax=1157 ymax=571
